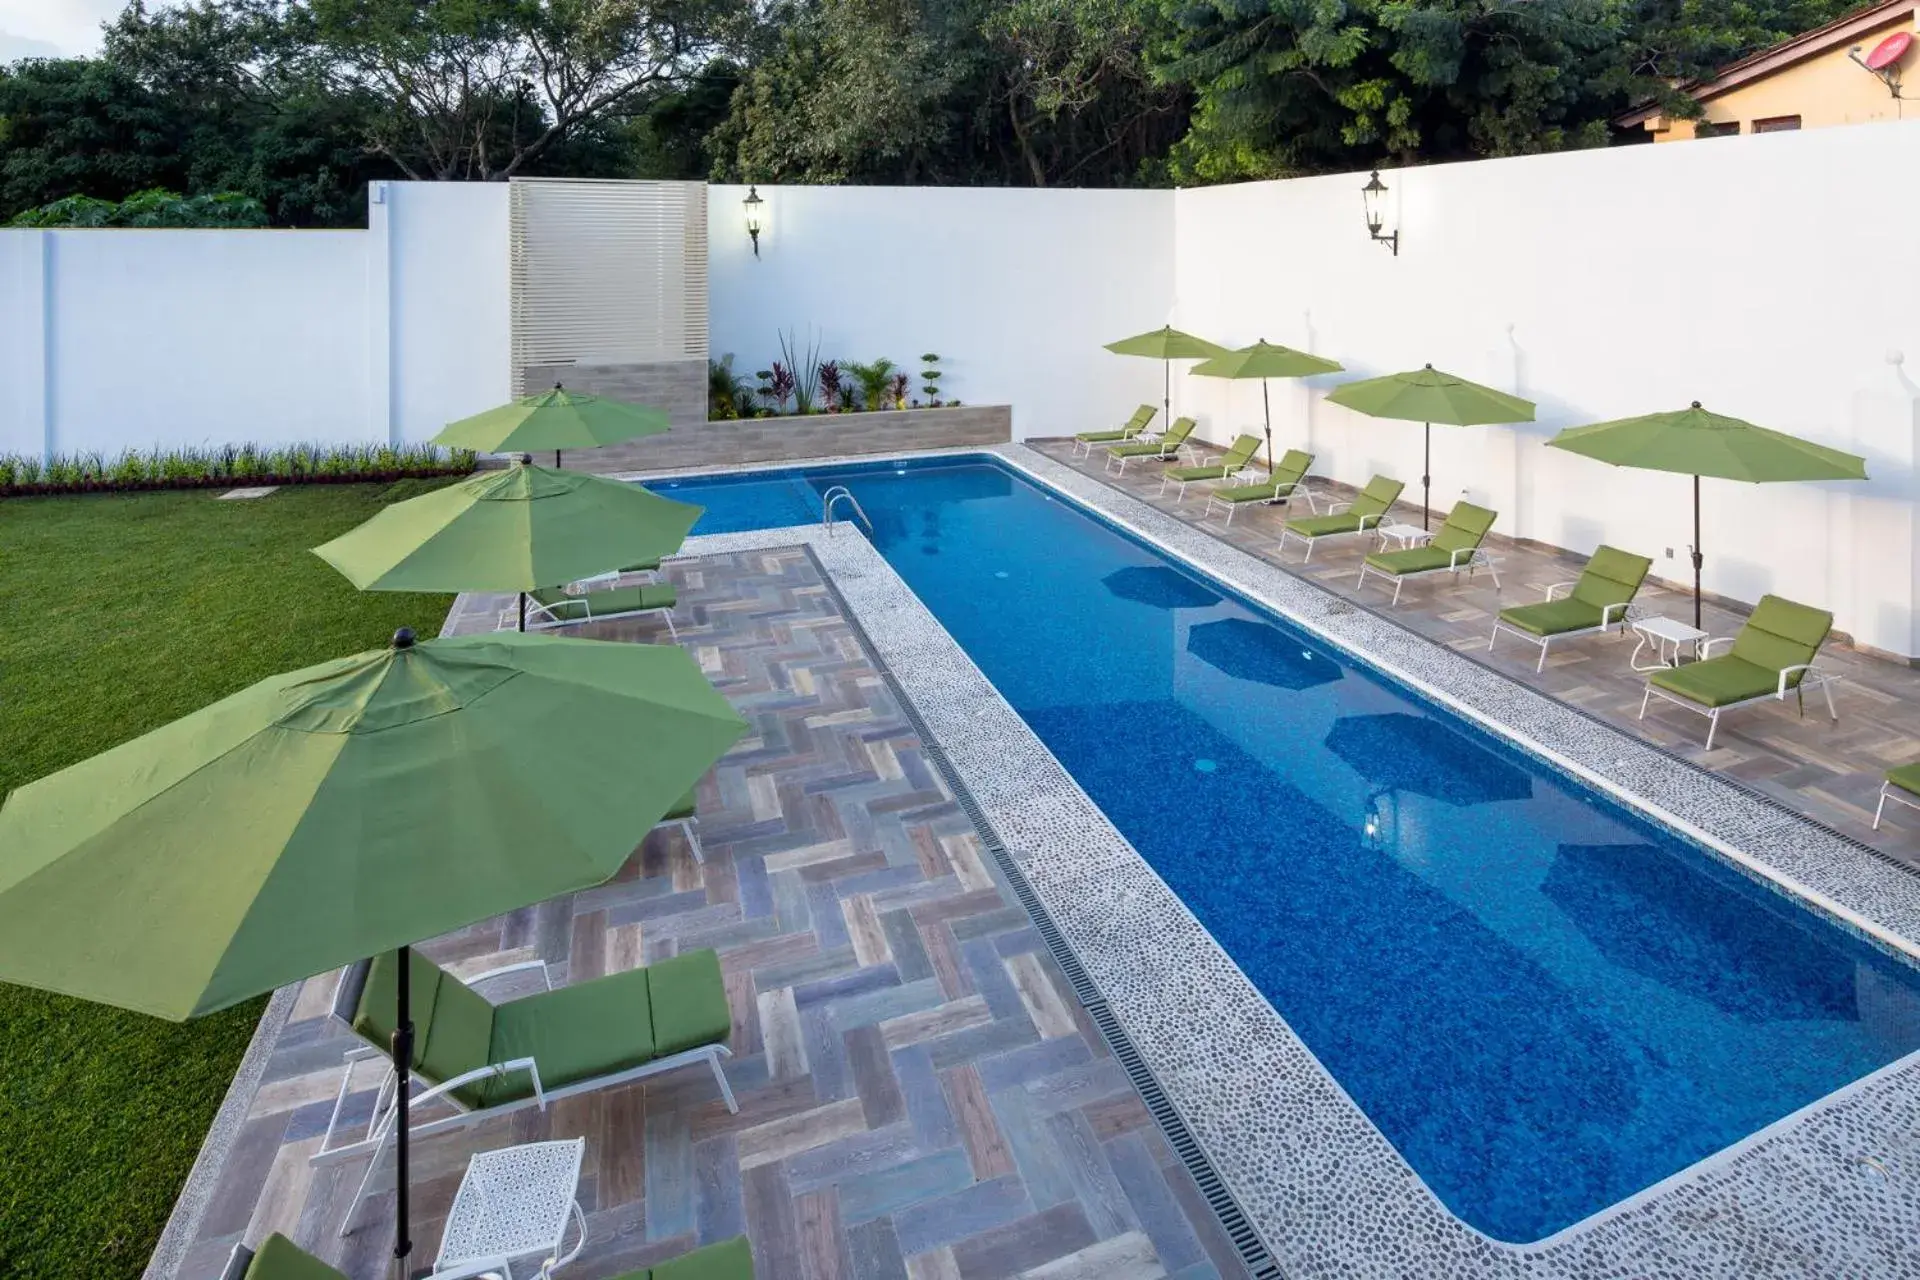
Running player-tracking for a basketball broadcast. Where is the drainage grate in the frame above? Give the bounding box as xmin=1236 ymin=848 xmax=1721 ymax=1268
xmin=804 ymin=546 xmax=1286 ymax=1280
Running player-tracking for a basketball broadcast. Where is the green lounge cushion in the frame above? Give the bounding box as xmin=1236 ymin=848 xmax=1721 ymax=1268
xmin=1076 ymin=406 xmax=1155 ymax=443
xmin=354 ymin=950 xmax=498 ymax=1104
xmin=1888 ymin=763 xmax=1920 ymax=798
xmin=1364 ymin=546 xmax=1455 ymax=576
xmin=1429 ymin=502 xmax=1496 ymax=555
xmin=532 ymin=583 xmax=676 ymax=620
xmin=1728 ymin=595 xmax=1832 ymax=682
xmin=1167 ymin=433 xmax=1260 ymax=481
xmin=1214 ymin=482 xmax=1283 ymax=504
xmin=1351 ymin=475 xmax=1405 ymax=517
xmin=243 ymin=1235 xmax=349 ymax=1280
xmin=485 ymin=966 xmax=656 ymax=1105
xmin=1570 ymin=546 xmax=1651 ymax=613
xmin=1648 ymin=656 xmax=1778 ymax=708
xmin=650 ymin=1236 xmax=755 ymax=1280
xmin=647 ymin=948 xmax=732 ymax=1057
xmin=1166 ymin=463 xmax=1229 ymax=482
xmin=1498 ymin=597 xmax=1605 ymax=637
xmin=1288 ymin=511 xmax=1368 ymax=537
xmin=1109 ymin=418 xmax=1194 ymax=457
xmin=605 ymin=1235 xmax=756 ymax=1280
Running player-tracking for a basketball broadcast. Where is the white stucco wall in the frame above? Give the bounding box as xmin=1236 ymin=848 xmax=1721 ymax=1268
xmin=706 ymin=184 xmax=1175 ymax=439
xmin=0 ymin=182 xmax=509 ymax=458
xmin=1170 ymin=121 xmax=1920 ymax=655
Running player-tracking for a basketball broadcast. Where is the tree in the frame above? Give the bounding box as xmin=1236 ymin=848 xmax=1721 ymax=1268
xmin=301 ymin=0 xmax=741 ymax=181
xmin=9 ymin=188 xmax=268 ymax=227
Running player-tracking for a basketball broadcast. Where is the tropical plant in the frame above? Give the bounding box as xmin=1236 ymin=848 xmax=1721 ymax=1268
xmin=843 ymin=358 xmax=898 ymax=412
xmin=778 ymin=328 xmax=825 ymax=413
xmin=919 ymin=352 xmax=942 ymax=406
xmin=818 ymin=361 xmax=844 ymax=412
xmin=888 ymin=371 xmax=912 ymax=410
xmin=709 ymin=354 xmax=753 ymax=419
xmin=759 ymin=362 xmax=797 ymax=412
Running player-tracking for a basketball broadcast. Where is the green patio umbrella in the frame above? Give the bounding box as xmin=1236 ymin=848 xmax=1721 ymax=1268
xmin=313 ymin=458 xmax=702 ymax=630
xmin=0 ymin=628 xmax=748 ymax=1274
xmin=1325 ymin=364 xmax=1536 ymax=530
xmin=435 ymin=383 xmax=671 ymax=469
xmin=1547 ymin=402 xmax=1867 ymax=628
xmin=1191 ymin=340 xmax=1344 ymax=481
xmin=1104 ymin=326 xmax=1230 ymax=420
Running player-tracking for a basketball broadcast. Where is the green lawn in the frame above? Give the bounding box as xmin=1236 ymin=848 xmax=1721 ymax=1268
xmin=0 ymin=481 xmax=460 ymax=1280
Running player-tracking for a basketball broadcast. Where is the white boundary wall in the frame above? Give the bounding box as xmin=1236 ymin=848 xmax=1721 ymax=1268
xmin=1171 ymin=123 xmax=1920 ymax=657
xmin=0 ymin=181 xmax=508 ymax=459
xmin=2 ymin=130 xmax=1918 ymax=650
xmin=705 ymin=184 xmax=1174 ymax=438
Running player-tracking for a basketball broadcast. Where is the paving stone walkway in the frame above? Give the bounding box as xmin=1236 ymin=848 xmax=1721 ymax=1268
xmin=1031 ymin=437 xmax=1920 ymax=871
xmin=170 ymin=547 xmax=1249 ymax=1280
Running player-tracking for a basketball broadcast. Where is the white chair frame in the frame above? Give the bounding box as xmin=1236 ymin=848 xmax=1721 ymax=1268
xmin=1157 ymin=452 xmax=1260 ymax=502
xmin=522 ymin=591 xmax=676 ymax=639
xmin=313 ymin=957 xmax=737 ymax=1236
xmin=1874 ymin=778 xmax=1920 ymax=830
xmin=1105 ymin=436 xmax=1195 ymax=476
xmin=1072 ymin=423 xmax=1151 ymax=459
xmin=1486 ymin=581 xmax=1633 ymax=672
xmin=658 ymin=810 xmax=704 ymax=864
xmin=1203 ymin=477 xmax=1319 ymax=526
xmin=1637 ymin=636 xmax=1840 ymax=751
xmin=1276 ymin=500 xmax=1390 ymax=562
xmin=1356 ymin=543 xmax=1501 ymax=606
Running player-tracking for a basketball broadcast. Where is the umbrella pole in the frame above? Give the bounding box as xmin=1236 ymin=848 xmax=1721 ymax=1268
xmin=391 ymin=945 xmax=414 ymax=1275
xmin=1163 ymin=358 xmax=1171 ymax=420
xmin=518 ymin=591 xmax=526 ymax=633
xmin=1422 ymin=421 xmax=1432 ymax=531
xmin=1691 ymin=474 xmax=1704 ymax=631
xmin=555 ymin=449 xmax=563 ymax=469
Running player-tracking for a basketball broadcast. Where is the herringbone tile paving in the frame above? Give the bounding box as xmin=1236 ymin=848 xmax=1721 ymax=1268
xmin=1032 ymin=437 xmax=1920 ymax=870
xmin=176 ymin=548 xmax=1247 ymax=1280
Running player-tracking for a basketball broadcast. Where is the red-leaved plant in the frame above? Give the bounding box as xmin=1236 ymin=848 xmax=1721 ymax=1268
xmin=818 ymin=361 xmax=844 ymax=412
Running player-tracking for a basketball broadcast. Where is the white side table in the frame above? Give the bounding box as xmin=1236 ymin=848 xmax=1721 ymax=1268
xmin=433 ymin=1138 xmax=587 ymax=1280
xmin=1629 ymin=615 xmax=1708 ymax=672
xmin=1375 ymin=522 xmax=1430 ymax=551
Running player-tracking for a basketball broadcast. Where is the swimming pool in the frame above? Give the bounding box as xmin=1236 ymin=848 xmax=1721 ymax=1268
xmin=646 ymin=455 xmax=1920 ymax=1242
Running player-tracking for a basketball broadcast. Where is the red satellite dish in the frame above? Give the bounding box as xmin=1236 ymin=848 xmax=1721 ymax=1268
xmin=1865 ymin=30 xmax=1912 ymax=71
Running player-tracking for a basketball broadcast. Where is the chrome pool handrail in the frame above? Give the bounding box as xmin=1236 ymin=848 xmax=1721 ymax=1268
xmin=821 ymin=486 xmax=873 ymax=536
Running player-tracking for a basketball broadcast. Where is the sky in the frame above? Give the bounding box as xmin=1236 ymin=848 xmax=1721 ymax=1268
xmin=0 ymin=0 xmax=148 ymax=63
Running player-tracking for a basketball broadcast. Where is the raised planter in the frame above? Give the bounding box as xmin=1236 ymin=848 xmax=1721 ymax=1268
xmin=565 ymin=405 xmax=1013 ymax=473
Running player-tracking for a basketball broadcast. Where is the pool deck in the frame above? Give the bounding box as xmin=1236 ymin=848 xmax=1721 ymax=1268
xmin=152 ymin=444 xmax=1920 ymax=1280
xmin=1028 ymin=436 xmax=1920 ymax=872
xmin=156 ymin=547 xmax=1252 ymax=1280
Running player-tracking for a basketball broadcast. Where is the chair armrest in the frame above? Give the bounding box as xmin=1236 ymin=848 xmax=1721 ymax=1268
xmin=1766 ymin=667 xmax=1812 ymax=694
xmin=403 ymin=1057 xmax=547 ymax=1114
xmin=1700 ymin=636 xmax=1734 ymax=657
xmin=1447 ymin=547 xmax=1476 ymax=568
xmin=1600 ymin=601 xmax=1630 ymax=625
xmin=465 ymin=959 xmax=554 ymax=992
xmin=1542 ymin=581 xmax=1576 ymax=601
xmin=1356 ymin=512 xmax=1387 ymax=531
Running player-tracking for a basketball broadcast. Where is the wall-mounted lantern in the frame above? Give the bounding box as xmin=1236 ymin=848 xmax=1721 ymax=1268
xmin=1361 ymin=170 xmax=1398 ymax=256
xmin=743 ymin=186 xmax=765 ymax=258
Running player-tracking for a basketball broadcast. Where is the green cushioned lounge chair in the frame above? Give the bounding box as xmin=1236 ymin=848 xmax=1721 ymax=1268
xmin=1105 ymin=417 xmax=1195 ymax=475
xmin=313 ymin=948 xmax=736 ymax=1232
xmin=577 ymin=556 xmax=667 ymax=591
xmin=1639 ymin=594 xmax=1838 ymax=751
xmin=220 ymin=1233 xmax=756 ymax=1280
xmin=1874 ymin=763 xmax=1920 ymax=830
xmin=1073 ymin=404 xmax=1156 ymax=458
xmin=1488 ymin=545 xmax=1652 ymax=672
xmin=1354 ymin=501 xmax=1500 ymax=606
xmin=1278 ymin=475 xmax=1405 ymax=562
xmin=1158 ymin=432 xmax=1263 ymax=501
xmin=526 ymin=581 xmax=678 ymax=638
xmin=1204 ymin=449 xmax=1317 ymax=526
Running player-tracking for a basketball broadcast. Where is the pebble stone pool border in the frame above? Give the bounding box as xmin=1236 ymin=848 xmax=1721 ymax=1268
xmin=639 ymin=443 xmax=1920 ymax=1278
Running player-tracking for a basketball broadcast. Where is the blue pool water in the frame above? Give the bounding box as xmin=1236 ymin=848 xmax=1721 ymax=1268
xmin=648 ymin=457 xmax=1920 ymax=1242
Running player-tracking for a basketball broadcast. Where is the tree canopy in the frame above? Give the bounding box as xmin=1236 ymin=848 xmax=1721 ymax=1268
xmin=0 ymin=0 xmax=1866 ymax=225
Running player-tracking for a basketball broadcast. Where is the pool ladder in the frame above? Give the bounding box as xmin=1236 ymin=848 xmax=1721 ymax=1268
xmin=821 ymin=486 xmax=873 ymax=536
